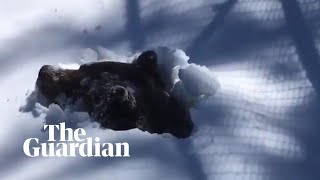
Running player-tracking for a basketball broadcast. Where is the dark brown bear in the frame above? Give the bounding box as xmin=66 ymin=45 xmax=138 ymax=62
xmin=36 ymin=50 xmax=193 ymax=138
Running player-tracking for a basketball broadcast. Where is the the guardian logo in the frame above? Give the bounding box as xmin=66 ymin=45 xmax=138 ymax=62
xmin=23 ymin=122 xmax=130 ymax=158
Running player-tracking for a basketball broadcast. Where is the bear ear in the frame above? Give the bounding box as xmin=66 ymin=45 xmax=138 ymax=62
xmin=134 ymin=50 xmax=158 ymax=71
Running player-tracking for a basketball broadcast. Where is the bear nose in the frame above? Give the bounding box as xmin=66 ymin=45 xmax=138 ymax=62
xmin=146 ymin=54 xmax=155 ymax=61
xmin=112 ymin=86 xmax=126 ymax=97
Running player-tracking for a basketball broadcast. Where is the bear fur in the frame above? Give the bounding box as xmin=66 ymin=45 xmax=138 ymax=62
xmin=35 ymin=50 xmax=194 ymax=138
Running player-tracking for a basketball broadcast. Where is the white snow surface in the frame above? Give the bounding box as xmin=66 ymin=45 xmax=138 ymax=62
xmin=0 ymin=1 xmax=319 ymax=180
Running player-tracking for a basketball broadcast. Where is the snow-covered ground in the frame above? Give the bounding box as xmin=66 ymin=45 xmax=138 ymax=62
xmin=0 ymin=0 xmax=320 ymax=180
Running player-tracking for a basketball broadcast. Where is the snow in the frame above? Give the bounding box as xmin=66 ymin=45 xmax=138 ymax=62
xmin=1 ymin=0 xmax=320 ymax=180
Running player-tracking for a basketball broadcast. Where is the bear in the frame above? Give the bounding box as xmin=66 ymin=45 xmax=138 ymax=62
xmin=35 ymin=50 xmax=193 ymax=138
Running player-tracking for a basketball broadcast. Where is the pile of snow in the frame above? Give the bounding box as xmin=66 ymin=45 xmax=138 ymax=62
xmin=153 ymin=47 xmax=220 ymax=106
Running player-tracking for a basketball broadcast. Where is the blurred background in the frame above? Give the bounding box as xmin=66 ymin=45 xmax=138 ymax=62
xmin=0 ymin=0 xmax=319 ymax=180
